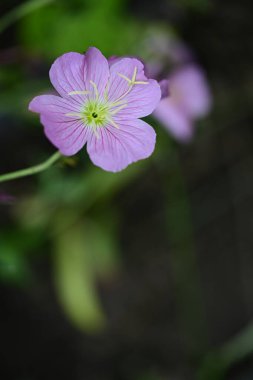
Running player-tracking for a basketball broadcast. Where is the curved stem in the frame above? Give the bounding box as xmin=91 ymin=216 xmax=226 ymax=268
xmin=0 ymin=151 xmax=62 ymax=183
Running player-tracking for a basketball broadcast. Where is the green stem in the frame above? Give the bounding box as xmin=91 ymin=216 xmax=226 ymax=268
xmin=0 ymin=151 xmax=62 ymax=183
xmin=0 ymin=0 xmax=54 ymax=34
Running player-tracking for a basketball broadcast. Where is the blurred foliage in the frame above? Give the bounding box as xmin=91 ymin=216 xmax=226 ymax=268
xmin=20 ymin=0 xmax=145 ymax=58
xmin=0 ymin=241 xmax=30 ymax=285
xmin=0 ymin=229 xmax=41 ymax=285
xmin=0 ymin=0 xmax=253 ymax=379
xmin=54 ymin=217 xmax=106 ymax=332
xmin=0 ymin=0 xmax=54 ymax=33
xmin=11 ymin=160 xmax=146 ymax=331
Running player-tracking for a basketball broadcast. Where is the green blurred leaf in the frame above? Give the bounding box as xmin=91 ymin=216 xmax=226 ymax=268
xmin=38 ymin=159 xmax=145 ymax=212
xmin=54 ymin=217 xmax=106 ymax=332
xmin=0 ymin=0 xmax=55 ymax=34
xmin=20 ymin=0 xmax=145 ymax=59
xmin=0 ymin=233 xmax=33 ymax=285
xmin=80 ymin=213 xmax=121 ymax=278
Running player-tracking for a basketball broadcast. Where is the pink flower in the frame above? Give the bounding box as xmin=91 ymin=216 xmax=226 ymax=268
xmin=29 ymin=47 xmax=161 ymax=172
xmin=154 ymin=65 xmax=211 ymax=142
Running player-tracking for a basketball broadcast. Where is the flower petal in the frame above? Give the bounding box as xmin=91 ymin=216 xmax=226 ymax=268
xmin=115 ymin=78 xmax=161 ymax=119
xmin=159 ymin=79 xmax=170 ymax=99
xmin=85 ymin=47 xmax=110 ymax=99
xmin=49 ymin=52 xmax=87 ymax=101
xmin=86 ymin=119 xmax=156 ymax=172
xmin=29 ymin=94 xmax=81 ymax=121
xmin=170 ymin=65 xmax=211 ymax=118
xmin=29 ymin=94 xmax=88 ymax=155
xmin=108 ymin=57 xmax=161 ymax=119
xmin=107 ymin=57 xmax=146 ymax=102
xmin=154 ymin=98 xmax=193 ymax=142
xmin=41 ymin=115 xmax=90 ymax=156
xmin=108 ymin=55 xmax=120 ymax=66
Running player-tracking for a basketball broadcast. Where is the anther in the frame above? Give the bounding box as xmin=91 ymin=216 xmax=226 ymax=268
xmin=90 ymin=80 xmax=99 ymax=100
xmin=65 ymin=112 xmax=81 ymax=117
xmin=107 ymin=117 xmax=120 ymax=129
xmin=117 ymin=66 xmax=148 ymax=93
xmin=68 ymin=90 xmax=90 ymax=96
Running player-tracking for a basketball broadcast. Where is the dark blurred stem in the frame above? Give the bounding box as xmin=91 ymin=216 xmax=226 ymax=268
xmin=0 ymin=0 xmax=54 ymax=34
xmin=0 ymin=151 xmax=62 ymax=183
xmin=164 ymin=145 xmax=207 ymax=356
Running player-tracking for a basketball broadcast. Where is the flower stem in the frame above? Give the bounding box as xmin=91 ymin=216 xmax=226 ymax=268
xmin=0 ymin=151 xmax=62 ymax=183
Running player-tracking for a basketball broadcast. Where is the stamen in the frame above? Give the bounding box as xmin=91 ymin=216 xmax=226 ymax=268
xmin=114 ymin=67 xmax=149 ymax=105
xmin=110 ymin=100 xmax=126 ymax=107
xmin=131 ymin=66 xmax=137 ymax=83
xmin=117 ymin=67 xmax=148 ymax=85
xmin=107 ymin=117 xmax=120 ymax=129
xmin=65 ymin=112 xmax=81 ymax=117
xmin=68 ymin=90 xmax=90 ymax=96
xmin=134 ymin=81 xmax=149 ymax=85
xmin=117 ymin=73 xmax=132 ymax=84
xmin=112 ymin=86 xmax=132 ymax=104
xmin=103 ymin=81 xmax=110 ymax=101
xmin=130 ymin=67 xmax=148 ymax=84
xmin=90 ymin=80 xmax=99 ymax=100
xmin=92 ymin=126 xmax=100 ymax=139
xmin=110 ymin=103 xmax=128 ymax=115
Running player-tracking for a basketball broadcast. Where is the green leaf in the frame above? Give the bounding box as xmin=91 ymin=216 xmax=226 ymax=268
xmin=53 ymin=217 xmax=106 ymax=332
xmin=0 ymin=0 xmax=55 ymax=34
xmin=20 ymin=0 xmax=145 ymax=59
xmin=0 ymin=233 xmax=32 ymax=285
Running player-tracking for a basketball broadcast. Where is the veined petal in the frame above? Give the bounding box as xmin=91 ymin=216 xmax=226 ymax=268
xmin=29 ymin=95 xmax=88 ymax=155
xmin=108 ymin=55 xmax=140 ymax=67
xmin=49 ymin=52 xmax=87 ymax=102
xmin=87 ymin=119 xmax=156 ymax=172
xmin=107 ymin=57 xmax=147 ymax=102
xmin=108 ymin=55 xmax=120 ymax=66
xmin=41 ymin=115 xmax=90 ymax=156
xmin=28 ymin=47 xmax=159 ymax=170
xmin=85 ymin=47 xmax=110 ymax=100
xmin=154 ymin=98 xmax=193 ymax=142
xmin=29 ymin=94 xmax=81 ymax=120
xmin=114 ymin=78 xmax=161 ymax=119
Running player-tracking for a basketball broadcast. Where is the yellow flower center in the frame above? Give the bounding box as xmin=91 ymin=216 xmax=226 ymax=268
xmin=65 ymin=66 xmax=148 ymax=138
xmin=82 ymin=100 xmax=109 ymax=126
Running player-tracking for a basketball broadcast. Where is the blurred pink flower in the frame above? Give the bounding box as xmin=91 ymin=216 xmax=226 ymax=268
xmin=29 ymin=47 xmax=161 ymax=172
xmin=143 ymin=31 xmax=194 ymax=79
xmin=153 ymin=65 xmax=212 ymax=142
